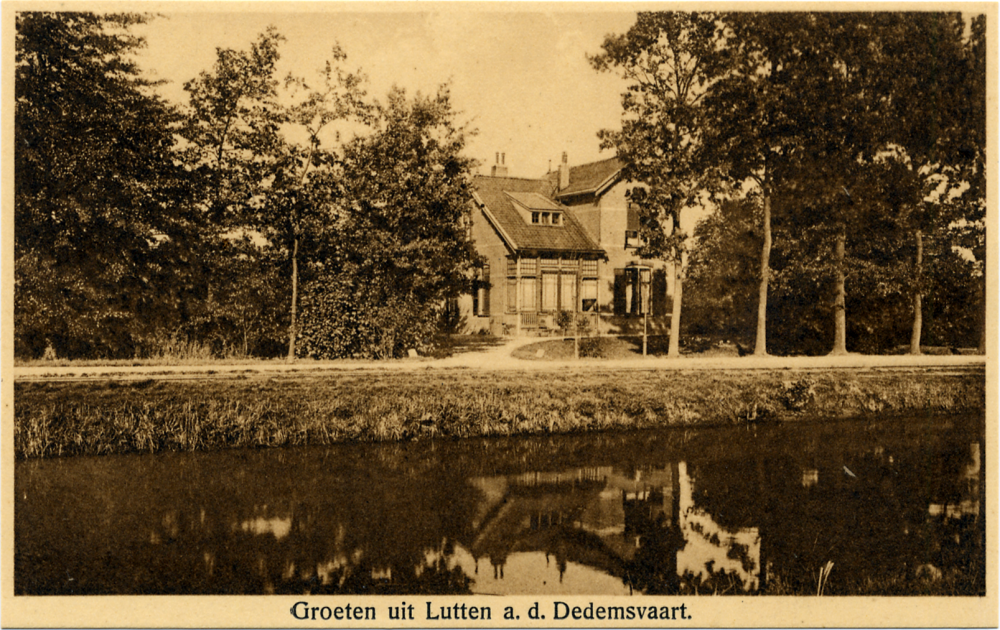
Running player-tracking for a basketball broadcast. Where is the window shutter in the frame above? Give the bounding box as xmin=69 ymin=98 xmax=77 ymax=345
xmin=631 ymin=270 xmax=641 ymax=315
xmin=482 ymin=264 xmax=490 ymax=316
xmin=613 ymin=268 xmax=626 ymax=316
xmin=652 ymin=269 xmax=668 ymax=316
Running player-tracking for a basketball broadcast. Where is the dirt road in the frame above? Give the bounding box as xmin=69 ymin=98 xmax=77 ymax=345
xmin=13 ymin=337 xmax=986 ymax=381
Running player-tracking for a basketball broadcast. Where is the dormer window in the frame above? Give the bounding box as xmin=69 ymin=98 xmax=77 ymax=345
xmin=506 ymin=191 xmax=566 ymax=228
xmin=535 ymin=212 xmax=561 ymax=226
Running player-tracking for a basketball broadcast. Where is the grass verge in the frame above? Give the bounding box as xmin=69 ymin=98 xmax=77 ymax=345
xmin=513 ymin=336 xmax=979 ymax=360
xmin=14 ymin=366 xmax=984 ymax=459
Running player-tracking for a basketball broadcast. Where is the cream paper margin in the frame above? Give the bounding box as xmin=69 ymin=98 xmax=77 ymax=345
xmin=1 ymin=2 xmax=996 ymax=627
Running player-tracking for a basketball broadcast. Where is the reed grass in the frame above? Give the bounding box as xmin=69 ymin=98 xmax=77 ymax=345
xmin=14 ymin=367 xmax=984 ymax=459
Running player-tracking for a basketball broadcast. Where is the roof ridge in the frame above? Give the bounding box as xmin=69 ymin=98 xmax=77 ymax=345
xmin=570 ymin=155 xmax=620 ymax=169
xmin=474 ymin=174 xmax=550 ymax=183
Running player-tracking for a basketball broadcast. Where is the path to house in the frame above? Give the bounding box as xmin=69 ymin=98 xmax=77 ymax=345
xmin=12 ymin=336 xmax=987 ymax=381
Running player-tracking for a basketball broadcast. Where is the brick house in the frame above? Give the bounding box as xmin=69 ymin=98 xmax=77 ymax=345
xmin=456 ymin=153 xmax=673 ymax=336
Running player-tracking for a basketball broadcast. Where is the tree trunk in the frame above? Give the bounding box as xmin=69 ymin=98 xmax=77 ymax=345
xmin=909 ymin=229 xmax=923 ymax=355
xmin=668 ymin=250 xmax=686 ymax=358
xmin=976 ymin=275 xmax=988 ymax=356
xmin=754 ymin=191 xmax=772 ymax=356
xmin=830 ymin=224 xmax=848 ymax=355
xmin=977 ymin=263 xmax=986 ymax=355
xmin=286 ymin=235 xmax=299 ymax=362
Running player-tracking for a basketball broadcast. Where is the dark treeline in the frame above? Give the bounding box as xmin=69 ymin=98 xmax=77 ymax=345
xmin=15 ymin=12 xmax=987 ymax=360
xmin=593 ymin=12 xmax=986 ymax=356
xmin=15 ymin=13 xmax=477 ymax=360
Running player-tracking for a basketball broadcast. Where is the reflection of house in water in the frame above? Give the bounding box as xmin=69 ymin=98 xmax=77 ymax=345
xmin=462 ymin=462 xmax=761 ymax=593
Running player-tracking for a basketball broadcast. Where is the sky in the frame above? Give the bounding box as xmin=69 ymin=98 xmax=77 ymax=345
xmin=132 ymin=9 xmax=640 ymax=179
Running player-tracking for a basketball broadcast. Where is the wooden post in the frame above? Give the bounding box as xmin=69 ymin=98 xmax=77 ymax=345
xmin=643 ymin=308 xmax=648 ymax=357
xmin=515 ymin=257 xmax=522 ymax=336
xmin=575 ymin=263 xmax=580 ymax=359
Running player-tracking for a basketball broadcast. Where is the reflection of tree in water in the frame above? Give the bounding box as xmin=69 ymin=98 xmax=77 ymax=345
xmin=275 ymin=552 xmax=473 ymax=595
xmin=42 ymin=445 xmax=488 ymax=594
xmin=621 ymin=485 xmax=684 ymax=594
xmin=16 ymin=414 xmax=985 ymax=595
xmin=683 ymin=417 xmax=984 ymax=595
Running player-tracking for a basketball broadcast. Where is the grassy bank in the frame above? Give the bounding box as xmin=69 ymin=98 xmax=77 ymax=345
xmin=14 ymin=367 xmax=984 ymax=459
xmin=512 ymin=336 xmax=980 ymax=360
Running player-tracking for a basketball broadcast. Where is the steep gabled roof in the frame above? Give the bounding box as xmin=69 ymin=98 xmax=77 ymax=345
xmin=556 ymin=156 xmax=622 ymax=199
xmin=472 ymin=175 xmax=603 ymax=254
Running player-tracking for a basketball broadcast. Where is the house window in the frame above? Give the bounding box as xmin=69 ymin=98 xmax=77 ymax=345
xmin=542 ymin=273 xmax=559 ymax=311
xmin=560 ymin=273 xmax=576 ymax=312
xmin=462 ymin=214 xmax=473 ymax=242
xmin=506 ymin=278 xmax=517 ymax=313
xmin=614 ymin=267 xmax=652 ymax=316
xmin=521 ymin=277 xmax=537 ymax=311
xmin=581 ymin=278 xmax=598 ymax=312
xmin=625 ymin=230 xmax=642 ymax=248
xmin=506 ymin=257 xmax=518 ymax=314
xmin=472 ymin=264 xmax=490 ymax=317
xmin=521 ymin=257 xmax=538 ymax=276
xmin=531 ymin=212 xmax=540 ymax=224
xmin=581 ymin=259 xmax=598 ymax=312
xmin=552 ymin=213 xmax=561 ymax=225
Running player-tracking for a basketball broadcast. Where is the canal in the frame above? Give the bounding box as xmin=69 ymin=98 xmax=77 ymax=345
xmin=15 ymin=412 xmax=984 ymax=595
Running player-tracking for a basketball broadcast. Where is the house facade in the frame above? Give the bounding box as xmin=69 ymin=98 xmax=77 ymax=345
xmin=458 ymin=153 xmax=674 ymax=336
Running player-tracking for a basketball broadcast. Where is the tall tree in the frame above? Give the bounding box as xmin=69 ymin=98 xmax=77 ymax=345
xmin=590 ymin=11 xmax=728 ymax=357
xmin=704 ymin=13 xmax=817 ymax=356
xmin=15 ymin=12 xmax=187 ymax=358
xmin=182 ymin=31 xmax=368 ymax=360
xmin=788 ymin=13 xmax=975 ymax=355
xmin=954 ymin=14 xmax=987 ymax=354
xmin=846 ymin=13 xmax=971 ymax=355
xmin=298 ymin=86 xmax=479 ymax=359
xmin=683 ymin=196 xmax=763 ymax=347
xmin=258 ymin=47 xmax=369 ymax=360
xmin=179 ymin=28 xmax=285 ymax=352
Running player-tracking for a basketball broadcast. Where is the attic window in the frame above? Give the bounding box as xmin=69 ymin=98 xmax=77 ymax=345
xmin=536 ymin=212 xmax=561 ymax=226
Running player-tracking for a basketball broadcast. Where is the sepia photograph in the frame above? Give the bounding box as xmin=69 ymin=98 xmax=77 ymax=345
xmin=3 ymin=2 xmax=996 ymax=627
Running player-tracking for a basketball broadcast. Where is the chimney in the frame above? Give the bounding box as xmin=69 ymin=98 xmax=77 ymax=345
xmin=558 ymin=151 xmax=569 ymax=190
xmin=491 ymin=151 xmax=508 ymax=177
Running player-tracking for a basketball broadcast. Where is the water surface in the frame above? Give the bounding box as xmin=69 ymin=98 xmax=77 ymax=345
xmin=16 ymin=413 xmax=984 ymax=595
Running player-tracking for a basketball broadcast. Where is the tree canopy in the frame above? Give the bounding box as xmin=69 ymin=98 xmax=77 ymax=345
xmin=13 ymin=11 xmax=987 ymax=361
xmin=15 ymin=12 xmax=188 ymax=358
xmin=598 ymin=11 xmax=986 ymax=356
xmin=299 ymin=86 xmax=479 ymax=359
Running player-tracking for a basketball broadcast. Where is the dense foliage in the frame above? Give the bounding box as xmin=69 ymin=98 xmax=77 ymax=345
xmin=13 ymin=12 xmax=987 ymax=360
xmin=15 ymin=12 xmax=190 ymax=358
xmin=15 ymin=14 xmax=476 ymax=360
xmin=596 ymin=12 xmax=986 ymax=356
xmin=298 ymin=87 xmax=479 ymax=359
